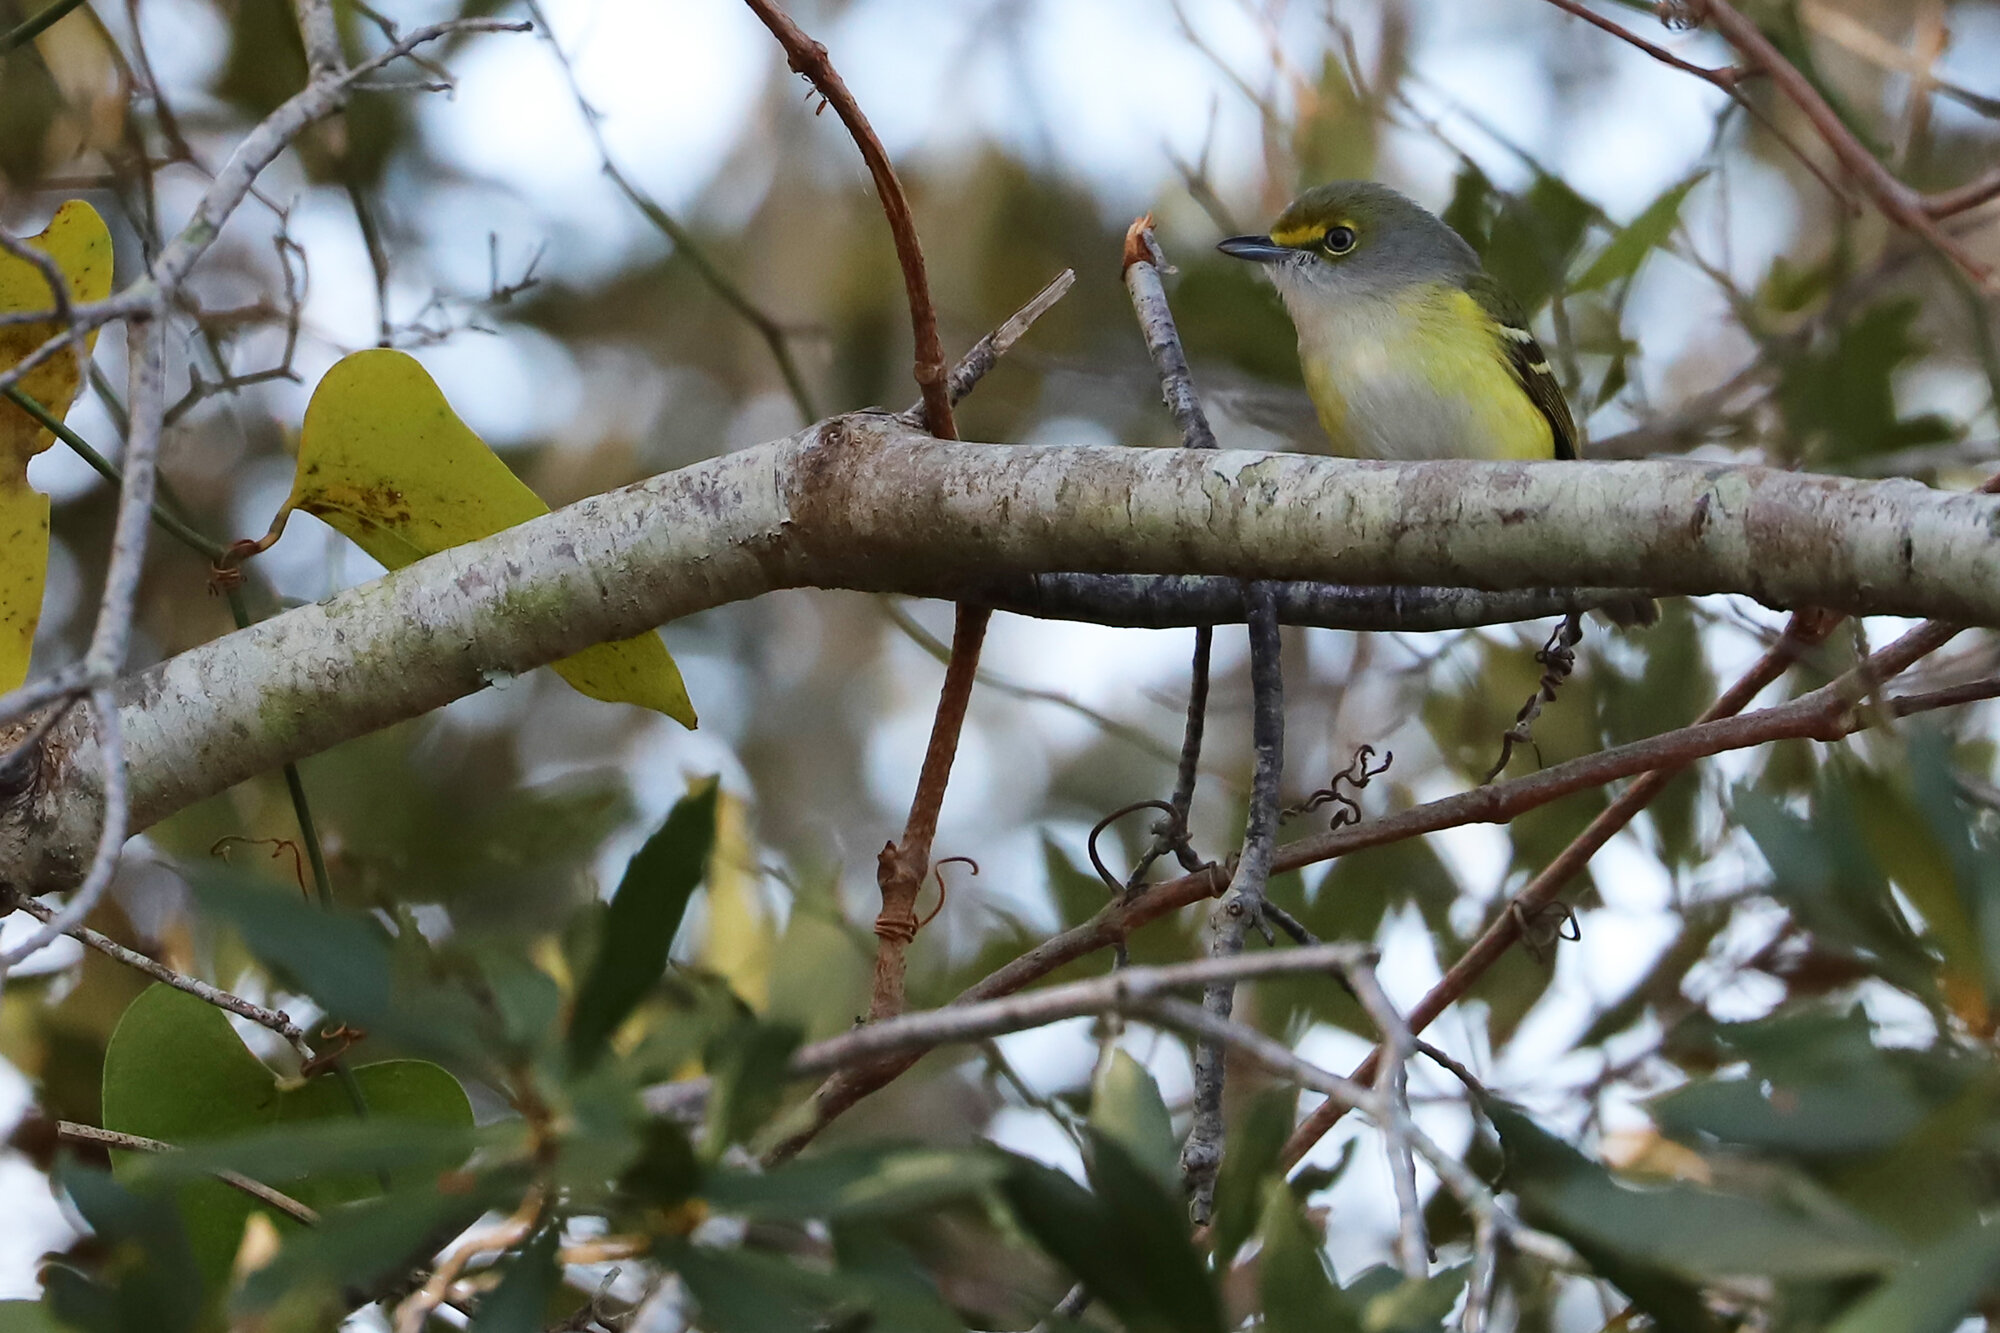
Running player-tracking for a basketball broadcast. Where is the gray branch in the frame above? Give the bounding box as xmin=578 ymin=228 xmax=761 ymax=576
xmin=7 ymin=414 xmax=2000 ymax=891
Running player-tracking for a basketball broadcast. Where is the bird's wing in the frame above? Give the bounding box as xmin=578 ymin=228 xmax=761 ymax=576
xmin=1469 ymin=275 xmax=1579 ymax=461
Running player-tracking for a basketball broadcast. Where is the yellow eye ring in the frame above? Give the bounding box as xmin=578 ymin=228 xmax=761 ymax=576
xmin=1323 ymin=226 xmax=1357 ymax=255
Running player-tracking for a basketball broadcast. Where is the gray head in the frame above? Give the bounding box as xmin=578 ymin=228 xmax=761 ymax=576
xmin=1216 ymin=181 xmax=1480 ymax=304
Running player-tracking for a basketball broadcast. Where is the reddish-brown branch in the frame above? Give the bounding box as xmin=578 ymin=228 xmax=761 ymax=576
xmin=1539 ymin=0 xmax=1748 ymax=87
xmin=1692 ymin=0 xmax=1991 ymax=283
xmin=741 ymin=0 xmax=957 ymax=440
xmin=1926 ymin=166 xmax=2000 ymax=220
xmin=871 ymin=603 xmax=990 ymax=1019
xmin=1274 ymin=611 xmax=1974 ymax=1170
xmin=1541 ymin=0 xmax=1995 ymax=283
xmin=742 ymin=0 xmax=981 ymax=1026
xmin=1537 ymin=0 xmax=1861 ymax=211
xmin=764 ymin=608 xmax=2000 ymax=1163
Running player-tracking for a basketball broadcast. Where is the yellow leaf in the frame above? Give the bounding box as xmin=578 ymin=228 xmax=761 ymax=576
xmin=288 ymin=348 xmax=696 ymax=726
xmin=0 ymin=199 xmax=114 ymax=691
xmin=695 ymin=791 xmax=771 ymax=1007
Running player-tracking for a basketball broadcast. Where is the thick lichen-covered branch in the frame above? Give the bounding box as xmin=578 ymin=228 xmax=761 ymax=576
xmin=6 ymin=411 xmax=2000 ymax=890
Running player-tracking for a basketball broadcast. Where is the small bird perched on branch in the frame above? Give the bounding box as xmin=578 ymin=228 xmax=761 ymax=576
xmin=1218 ymin=180 xmax=1656 ymax=627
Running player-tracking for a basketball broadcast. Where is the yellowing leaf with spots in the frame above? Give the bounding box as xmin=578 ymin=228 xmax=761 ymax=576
xmin=0 ymin=200 xmax=114 ymax=691
xmin=285 ymin=348 xmax=696 ymax=726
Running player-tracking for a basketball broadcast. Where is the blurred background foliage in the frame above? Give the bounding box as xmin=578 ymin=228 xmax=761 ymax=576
xmin=2 ymin=0 xmax=2000 ymax=1327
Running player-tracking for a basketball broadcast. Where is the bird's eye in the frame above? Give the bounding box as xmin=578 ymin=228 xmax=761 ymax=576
xmin=1323 ymin=226 xmax=1357 ymax=255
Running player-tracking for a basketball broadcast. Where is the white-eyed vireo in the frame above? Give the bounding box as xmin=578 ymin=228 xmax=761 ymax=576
xmin=1219 ymin=180 xmax=1656 ymax=626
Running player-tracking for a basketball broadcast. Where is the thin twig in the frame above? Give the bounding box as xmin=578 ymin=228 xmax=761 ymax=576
xmin=525 ymin=0 xmax=820 ymax=424
xmin=911 ymin=268 xmax=1076 ymax=416
xmin=1549 ymin=0 xmax=1995 ymax=284
xmin=1121 ymin=218 xmax=1224 ymax=887
xmin=976 ymin=575 xmax=1668 ymax=631
xmin=868 ymin=602 xmax=987 ymax=1018
xmin=741 ymin=0 xmax=956 ymax=439
xmin=0 ymin=317 xmax=165 ymax=976
xmin=762 ymin=608 xmax=1996 ymax=1161
xmin=785 ymin=943 xmax=1371 ymax=1074
xmin=1181 ymin=583 xmax=1283 ymax=1225
xmin=740 ymin=0 xmax=978 ymax=1026
xmin=5 ymin=892 xmax=313 ymax=1060
xmin=1142 ymin=997 xmax=1577 ymax=1271
xmin=1277 ymin=607 xmax=1967 ymax=1169
xmin=0 ymin=0 xmax=88 ymax=53
xmin=52 ymin=1120 xmax=320 ymax=1225
xmin=1347 ymin=963 xmax=1428 ymax=1278
xmin=1122 ymin=217 xmax=1218 ymax=450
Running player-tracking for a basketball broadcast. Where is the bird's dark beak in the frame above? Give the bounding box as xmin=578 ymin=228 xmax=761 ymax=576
xmin=1216 ymin=234 xmax=1290 ymax=263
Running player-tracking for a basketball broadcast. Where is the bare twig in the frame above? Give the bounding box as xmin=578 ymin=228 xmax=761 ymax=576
xmin=4 ymin=892 xmax=312 ymax=1060
xmin=784 ymin=943 xmax=1371 ymax=1074
xmin=741 ymin=0 xmax=955 ymax=439
xmin=917 ymin=268 xmax=1076 ymax=414
xmin=1143 ymin=997 xmax=1578 ymax=1271
xmin=1180 ymin=582 xmax=1283 ymax=1225
xmin=53 ymin=1120 xmax=320 ymax=1225
xmin=763 ymin=608 xmax=1996 ymax=1160
xmin=1347 ymin=963 xmax=1428 ymax=1278
xmin=1277 ymin=608 xmax=1969 ymax=1169
xmin=1540 ymin=0 xmax=1745 ymax=84
xmin=393 ymin=1191 xmax=544 ymax=1333
xmin=525 ymin=0 xmax=820 ymax=424
xmin=0 ymin=317 xmax=165 ymax=976
xmin=0 ymin=0 xmax=87 ymax=53
xmin=1548 ymin=0 xmax=1997 ymax=284
xmin=741 ymin=0 xmax=980 ymax=1025
xmin=1122 ymin=216 xmax=1218 ymax=451
xmin=868 ymin=601 xmax=987 ymax=1018
xmin=976 ymin=575 xmax=1657 ymax=631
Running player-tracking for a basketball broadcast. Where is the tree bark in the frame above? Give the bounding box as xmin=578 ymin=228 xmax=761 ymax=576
xmin=5 ymin=410 xmax=1997 ymax=892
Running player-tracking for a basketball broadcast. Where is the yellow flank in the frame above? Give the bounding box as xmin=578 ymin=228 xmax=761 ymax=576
xmin=1295 ymin=283 xmax=1554 ymax=462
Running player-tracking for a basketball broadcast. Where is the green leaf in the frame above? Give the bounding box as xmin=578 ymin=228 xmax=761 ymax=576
xmin=287 ymin=348 xmax=695 ymax=723
xmin=467 ymin=1226 xmax=561 ymax=1333
xmin=126 ymin=1117 xmax=477 ymax=1202
xmin=189 ymin=865 xmax=486 ymax=1060
xmin=669 ymin=1243 xmax=859 ymax=1332
xmin=1000 ymin=1141 xmax=1224 ymax=1333
xmin=1441 ymin=159 xmax=1496 ymax=255
xmin=48 ymin=1164 xmax=203 ymax=1333
xmin=1358 ymin=1264 xmax=1470 ymax=1332
xmin=1257 ymin=1180 xmax=1357 ymax=1333
xmin=1653 ymin=1073 xmax=1929 ymax=1157
xmin=1482 ymin=173 xmax=1594 ymax=315
xmin=569 ymin=778 xmax=720 ymax=1069
xmin=1091 ymin=1051 xmax=1181 ymax=1199
xmin=1212 ymin=1086 xmax=1297 ymax=1268
xmin=826 ymin=1227 xmax=968 ymax=1333
xmin=1774 ymin=298 xmax=1956 ymax=464
xmin=1904 ymin=730 xmax=2000 ymax=1019
xmin=1737 ymin=785 xmax=1939 ymax=1003
xmin=100 ymin=985 xmax=473 ymax=1289
xmin=1494 ymin=1103 xmax=1901 ymax=1288
xmin=236 ymin=1178 xmax=505 ymax=1314
xmin=703 ymin=1146 xmax=1004 ymax=1221
xmin=702 ymin=1017 xmax=802 ymax=1157
xmin=1572 ymin=172 xmax=1707 ymax=292
xmin=0 ymin=1303 xmax=71 ymax=1333
xmin=100 ymin=984 xmax=294 ymax=1290
xmin=1827 ymin=1219 xmax=2000 ymax=1333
